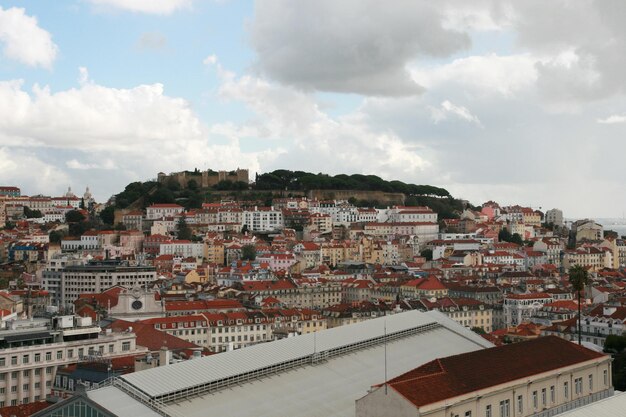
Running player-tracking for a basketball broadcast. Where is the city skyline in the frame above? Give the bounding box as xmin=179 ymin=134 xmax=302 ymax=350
xmin=2 ymin=1 xmax=626 ymax=218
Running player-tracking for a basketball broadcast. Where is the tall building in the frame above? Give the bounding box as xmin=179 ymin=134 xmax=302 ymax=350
xmin=545 ymin=208 xmax=564 ymax=227
xmin=42 ymin=260 xmax=157 ymax=311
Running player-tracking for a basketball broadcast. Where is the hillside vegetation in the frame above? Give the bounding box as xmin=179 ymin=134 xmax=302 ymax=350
xmin=110 ymin=169 xmax=464 ymax=218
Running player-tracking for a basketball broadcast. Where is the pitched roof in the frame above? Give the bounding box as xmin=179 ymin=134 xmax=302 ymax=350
xmin=106 ymin=320 xmax=200 ymax=352
xmin=386 ymin=336 xmax=606 ymax=408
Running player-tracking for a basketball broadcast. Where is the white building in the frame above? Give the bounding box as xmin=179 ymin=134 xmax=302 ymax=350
xmin=43 ymin=261 xmax=157 ymax=309
xmin=242 ymin=207 xmax=284 ymax=232
xmin=146 ymin=204 xmax=184 ymax=220
xmin=0 ymin=315 xmax=145 ymax=407
xmin=503 ymin=293 xmax=554 ymax=326
xmin=159 ymin=241 xmax=204 ymax=258
xmin=545 ymin=208 xmax=564 ymax=227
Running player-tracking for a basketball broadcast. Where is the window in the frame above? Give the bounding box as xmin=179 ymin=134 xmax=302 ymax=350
xmin=542 ymin=388 xmax=546 ymax=406
xmin=22 ymin=355 xmax=28 ymax=364
xmin=550 ymin=386 xmax=555 ymax=403
xmin=604 ymin=369 xmax=608 ymax=386
xmin=122 ymin=342 xmax=131 ymax=352
xmin=564 ymin=381 xmax=569 ymax=399
xmin=10 ymin=385 xmax=16 ymax=392
xmin=11 ymin=371 xmax=17 ymax=379
xmin=575 ymin=377 xmax=583 ymax=395
xmin=533 ymin=391 xmax=538 ymax=408
xmin=45 ymin=352 xmax=51 ymax=361
xmin=34 ymin=369 xmax=41 ymax=376
xmin=485 ymin=404 xmax=492 ymax=417
xmin=109 ymin=344 xmax=114 ymax=353
xmin=22 ymin=384 xmax=28 ymax=391
xmin=34 ymin=353 xmax=41 ymax=363
xmin=0 ymin=358 xmax=4 ymax=367
xmin=499 ymin=399 xmax=510 ymax=417
xmin=46 ymin=367 xmax=53 ymax=375
xmin=67 ymin=350 xmax=73 ymax=359
xmin=56 ymin=351 xmax=62 ymax=360
xmin=465 ymin=412 xmax=472 ymax=417
xmin=517 ymin=395 xmax=523 ymax=413
xmin=10 ymin=356 xmax=16 ymax=365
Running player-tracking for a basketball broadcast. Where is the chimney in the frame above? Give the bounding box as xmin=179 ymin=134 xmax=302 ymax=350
xmin=159 ymin=346 xmax=172 ymax=366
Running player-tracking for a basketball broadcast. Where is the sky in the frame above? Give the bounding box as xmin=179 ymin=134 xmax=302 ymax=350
xmin=1 ymin=0 xmax=626 ymax=218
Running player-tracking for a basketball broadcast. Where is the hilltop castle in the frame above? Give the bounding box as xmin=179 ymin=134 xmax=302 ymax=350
xmin=157 ymin=168 xmax=249 ymax=189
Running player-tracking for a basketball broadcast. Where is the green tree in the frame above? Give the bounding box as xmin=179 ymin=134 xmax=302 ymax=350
xmin=498 ymin=228 xmax=512 ymax=242
xmin=65 ymin=210 xmax=85 ymax=223
xmin=99 ymin=206 xmax=115 ymax=226
xmin=569 ymin=264 xmax=589 ymax=345
xmin=79 ymin=198 xmax=86 ymax=209
xmin=176 ymin=217 xmax=192 ymax=240
xmin=470 ymin=326 xmax=486 ymax=335
xmin=420 ymin=248 xmax=433 ymax=261
xmin=49 ymin=230 xmax=65 ymax=244
xmin=604 ymin=334 xmax=626 ymax=354
xmin=114 ymin=223 xmax=127 ymax=231
xmin=241 ymin=244 xmax=256 ymax=261
xmin=187 ymin=179 xmax=198 ymax=191
xmin=510 ymin=233 xmax=523 ymax=246
xmin=23 ymin=207 xmax=43 ymax=218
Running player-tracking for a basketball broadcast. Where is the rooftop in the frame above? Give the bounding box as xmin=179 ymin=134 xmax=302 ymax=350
xmin=385 ymin=336 xmax=606 ymax=408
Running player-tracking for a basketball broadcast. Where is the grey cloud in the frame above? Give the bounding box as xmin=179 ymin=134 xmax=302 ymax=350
xmin=510 ymin=0 xmax=626 ymax=103
xmin=250 ymin=0 xmax=471 ymax=96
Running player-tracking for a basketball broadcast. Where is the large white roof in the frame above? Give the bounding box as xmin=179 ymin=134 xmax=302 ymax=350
xmin=120 ymin=309 xmax=488 ymax=399
xmin=89 ymin=310 xmax=492 ymax=417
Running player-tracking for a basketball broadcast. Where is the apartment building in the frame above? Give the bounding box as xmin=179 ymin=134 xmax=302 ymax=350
xmin=0 ymin=315 xmax=144 ymax=407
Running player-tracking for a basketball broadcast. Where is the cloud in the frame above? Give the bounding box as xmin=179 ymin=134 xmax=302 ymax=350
xmin=430 ymin=100 xmax=482 ymax=126
xmin=88 ymin=0 xmax=192 ymax=15
xmin=249 ymin=0 xmax=472 ymax=96
xmin=0 ymin=7 xmax=58 ymax=68
xmin=412 ymin=53 xmax=537 ymax=97
xmin=0 ymin=69 xmax=277 ymax=201
xmin=0 ymin=147 xmax=69 ymax=196
xmin=507 ymin=1 xmax=626 ymax=103
xmin=66 ymin=159 xmax=117 ymax=170
xmin=136 ymin=32 xmax=168 ymax=50
xmin=216 ymin=71 xmax=432 ymax=182
xmin=597 ymin=114 xmax=626 ymax=124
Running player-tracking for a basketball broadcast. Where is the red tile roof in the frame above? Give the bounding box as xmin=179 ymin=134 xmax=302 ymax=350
xmin=0 ymin=401 xmax=51 ymax=417
xmin=385 ymin=336 xmax=606 ymax=408
xmin=106 ymin=320 xmax=199 ymax=352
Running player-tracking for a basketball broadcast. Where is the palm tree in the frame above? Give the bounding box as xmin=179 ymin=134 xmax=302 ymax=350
xmin=569 ymin=265 xmax=589 ymax=345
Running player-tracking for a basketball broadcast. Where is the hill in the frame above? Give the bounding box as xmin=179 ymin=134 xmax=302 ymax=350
xmin=108 ymin=169 xmax=466 ymax=220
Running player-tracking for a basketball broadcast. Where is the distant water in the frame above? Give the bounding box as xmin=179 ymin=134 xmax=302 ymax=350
xmin=595 ymin=218 xmax=626 ymax=238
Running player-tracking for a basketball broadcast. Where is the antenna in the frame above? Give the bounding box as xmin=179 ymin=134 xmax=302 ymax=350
xmin=384 ymin=320 xmax=388 ymax=395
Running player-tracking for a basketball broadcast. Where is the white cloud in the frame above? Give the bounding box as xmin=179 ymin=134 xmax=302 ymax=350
xmin=216 ymin=71 xmax=431 ymax=181
xmin=203 ymin=55 xmax=218 ymax=66
xmin=0 ymin=147 xmax=69 ymax=196
xmin=412 ymin=54 xmax=537 ymax=97
xmin=430 ymin=100 xmax=482 ymax=126
xmin=0 ymin=7 xmax=58 ymax=68
xmin=88 ymin=0 xmax=192 ymax=15
xmin=250 ymin=0 xmax=472 ymax=96
xmin=0 ymin=69 xmax=278 ymax=200
xmin=597 ymin=115 xmax=626 ymax=124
